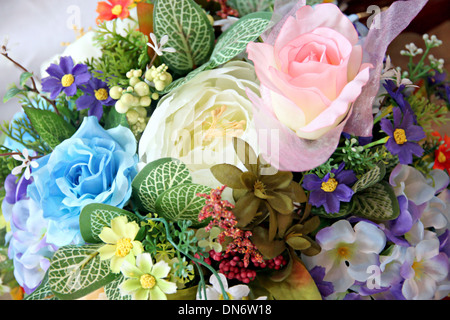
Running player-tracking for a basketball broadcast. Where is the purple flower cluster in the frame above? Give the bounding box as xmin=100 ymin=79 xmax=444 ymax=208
xmin=41 ymin=56 xmax=116 ymax=120
xmin=302 ymin=162 xmax=357 ymax=214
xmin=2 ymin=174 xmax=57 ymax=294
xmin=42 ymin=56 xmax=90 ymax=99
xmin=381 ymin=107 xmax=425 ymax=165
xmin=75 ymin=77 xmax=115 ymax=120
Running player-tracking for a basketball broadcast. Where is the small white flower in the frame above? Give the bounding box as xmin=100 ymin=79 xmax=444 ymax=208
xmin=11 ymin=148 xmax=39 ymax=180
xmin=147 ymin=33 xmax=176 ymax=56
xmin=197 ymin=273 xmax=251 ymax=300
xmin=213 ymin=16 xmax=239 ymax=32
xmin=381 ymin=56 xmax=417 ymax=89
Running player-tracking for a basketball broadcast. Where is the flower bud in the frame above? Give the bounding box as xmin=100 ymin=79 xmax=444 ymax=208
xmin=132 ymin=69 xmax=142 ymax=78
xmin=134 ymin=81 xmax=150 ymax=97
xmin=115 ymin=100 xmax=129 ymax=114
xmin=129 ymin=76 xmax=141 ymax=87
xmin=109 ymin=86 xmax=123 ymax=100
xmin=140 ymin=96 xmax=151 ymax=107
xmin=126 ymin=109 xmax=139 ymax=124
xmin=120 ymin=93 xmax=135 ymax=106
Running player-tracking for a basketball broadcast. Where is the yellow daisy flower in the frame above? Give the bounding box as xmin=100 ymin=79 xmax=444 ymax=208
xmin=97 ymin=216 xmax=144 ymax=273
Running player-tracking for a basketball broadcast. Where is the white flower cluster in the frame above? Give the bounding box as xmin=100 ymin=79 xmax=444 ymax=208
xmin=400 ymin=42 xmax=423 ymax=57
xmin=422 ymin=34 xmax=443 ymax=48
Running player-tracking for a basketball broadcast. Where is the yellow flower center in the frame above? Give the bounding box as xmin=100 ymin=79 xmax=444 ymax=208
xmin=254 ymin=180 xmax=266 ymax=193
xmin=393 ymin=128 xmax=408 ymax=145
xmin=111 ymin=5 xmax=123 ymax=16
xmin=115 ymin=238 xmax=133 ymax=257
xmin=140 ymin=274 xmax=156 ymax=289
xmin=203 ymin=105 xmax=246 ymax=142
xmin=61 ymin=74 xmax=75 ymax=87
xmin=412 ymin=260 xmax=425 ymax=279
xmin=94 ymin=88 xmax=109 ymax=101
xmin=219 ymin=292 xmax=234 ymax=300
xmin=337 ymin=246 xmax=351 ymax=259
xmin=438 ymin=151 xmax=447 ymax=163
xmin=321 ymin=178 xmax=338 ymax=192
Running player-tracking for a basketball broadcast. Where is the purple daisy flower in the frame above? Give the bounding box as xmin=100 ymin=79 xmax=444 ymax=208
xmin=380 ymin=107 xmax=425 ymax=165
xmin=41 ymin=56 xmax=91 ymax=100
xmin=75 ymin=77 xmax=115 ymax=120
xmin=302 ymin=162 xmax=357 ymax=214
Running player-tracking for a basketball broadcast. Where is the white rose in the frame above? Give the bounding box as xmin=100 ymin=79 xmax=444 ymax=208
xmin=138 ymin=61 xmax=260 ymax=196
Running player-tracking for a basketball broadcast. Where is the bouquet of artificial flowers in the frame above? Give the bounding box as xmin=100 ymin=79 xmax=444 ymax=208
xmin=0 ymin=0 xmax=449 ymax=301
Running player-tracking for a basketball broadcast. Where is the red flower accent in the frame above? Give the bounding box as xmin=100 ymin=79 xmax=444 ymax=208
xmin=197 ymin=186 xmax=263 ymax=268
xmin=96 ymin=0 xmax=134 ymax=24
xmin=432 ymin=131 xmax=450 ymax=174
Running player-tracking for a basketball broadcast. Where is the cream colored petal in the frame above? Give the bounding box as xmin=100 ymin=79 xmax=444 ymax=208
xmin=134 ymin=288 xmax=150 ymax=300
xmin=98 ymin=227 xmax=120 ymax=244
xmin=149 ymin=286 xmax=167 ymax=300
xmin=156 ymin=279 xmax=177 ymax=294
xmin=152 ymin=260 xmax=171 ymax=279
xmin=110 ymin=216 xmax=129 ymax=236
xmin=110 ymin=255 xmax=125 ymax=274
xmin=97 ymin=244 xmax=116 ymax=260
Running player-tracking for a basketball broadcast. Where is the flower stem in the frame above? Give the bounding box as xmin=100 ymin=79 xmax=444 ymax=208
xmin=363 ymin=136 xmax=389 ymax=149
xmin=373 ymin=104 xmax=394 ymax=125
xmin=1 ymin=52 xmax=60 ymax=115
xmin=149 ymin=217 xmax=230 ymax=300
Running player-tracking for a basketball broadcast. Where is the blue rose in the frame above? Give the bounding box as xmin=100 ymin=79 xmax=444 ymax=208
xmin=27 ymin=116 xmax=138 ymax=246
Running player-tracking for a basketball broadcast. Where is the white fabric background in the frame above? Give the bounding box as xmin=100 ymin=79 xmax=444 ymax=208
xmin=0 ymin=0 xmax=98 ymax=123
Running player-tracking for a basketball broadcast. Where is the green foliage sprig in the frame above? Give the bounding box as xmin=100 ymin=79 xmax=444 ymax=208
xmin=86 ymin=21 xmax=150 ymax=87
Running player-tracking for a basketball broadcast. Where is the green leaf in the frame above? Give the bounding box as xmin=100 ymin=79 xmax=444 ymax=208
xmin=351 ymin=181 xmax=400 ymax=221
xmin=132 ymin=158 xmax=192 ymax=213
xmin=22 ymin=106 xmax=76 ymax=149
xmin=352 ymin=162 xmax=386 ymax=193
xmin=209 ymin=11 xmax=272 ymax=69
xmin=310 ymin=201 xmax=354 ymax=219
xmin=153 ymin=0 xmax=215 ymax=74
xmin=19 ymin=72 xmax=34 ymax=87
xmin=24 ymin=276 xmax=59 ymax=300
xmin=3 ymin=87 xmax=23 ymax=103
xmin=47 ymin=244 xmax=117 ymax=300
xmin=228 ymin=0 xmax=274 ymax=16
xmin=160 ymin=61 xmax=212 ymax=94
xmin=210 ymin=164 xmax=244 ymax=189
xmin=159 ymin=11 xmax=271 ymax=94
xmin=79 ymin=203 xmax=140 ymax=244
xmin=104 ymin=107 xmax=129 ymax=130
xmin=258 ymin=254 xmax=322 ymax=300
xmin=104 ymin=274 xmax=132 ymax=300
xmin=155 ymin=183 xmax=211 ymax=227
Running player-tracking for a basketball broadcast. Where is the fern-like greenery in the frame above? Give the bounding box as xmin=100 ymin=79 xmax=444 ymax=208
xmin=409 ymin=95 xmax=449 ymax=135
xmin=86 ymin=20 xmax=150 ymax=87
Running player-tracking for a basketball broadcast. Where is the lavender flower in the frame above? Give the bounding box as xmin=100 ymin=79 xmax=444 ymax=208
xmin=309 ymin=266 xmax=334 ymax=298
xmin=41 ymin=56 xmax=91 ymax=99
xmin=76 ymin=77 xmax=115 ymax=120
xmin=380 ymin=107 xmax=425 ymax=165
xmin=383 ymin=79 xmax=416 ymax=122
xmin=302 ymin=162 xmax=357 ymax=214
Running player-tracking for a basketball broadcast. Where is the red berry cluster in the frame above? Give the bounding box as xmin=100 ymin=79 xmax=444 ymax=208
xmin=208 ymin=250 xmax=287 ymax=284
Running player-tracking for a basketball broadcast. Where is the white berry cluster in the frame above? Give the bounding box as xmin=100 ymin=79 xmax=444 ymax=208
xmin=108 ymin=65 xmax=173 ymax=136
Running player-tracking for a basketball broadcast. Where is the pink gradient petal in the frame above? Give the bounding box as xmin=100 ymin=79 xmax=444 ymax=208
xmin=347 ymin=45 xmax=363 ymax=81
xmin=294 ymin=4 xmax=358 ymax=44
xmin=296 ymin=63 xmax=371 ymax=138
xmin=345 ymin=0 xmax=428 ymax=137
xmin=269 ymin=87 xmax=306 ymax=132
xmin=247 ymin=87 xmax=348 ymax=172
xmin=246 ymin=42 xmax=280 ymax=94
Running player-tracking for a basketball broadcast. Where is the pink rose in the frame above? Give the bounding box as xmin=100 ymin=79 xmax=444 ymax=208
xmin=245 ymin=0 xmax=428 ymax=172
xmin=247 ymin=3 xmax=371 ymax=140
